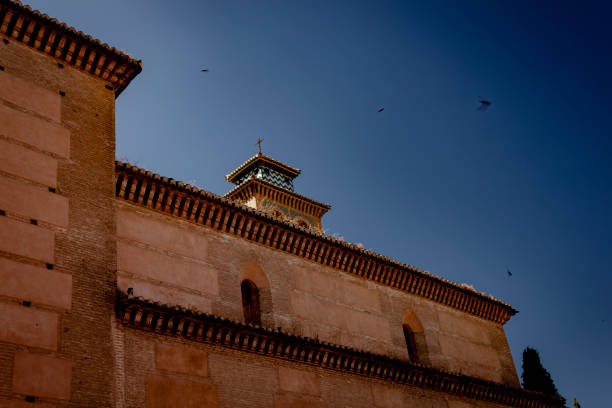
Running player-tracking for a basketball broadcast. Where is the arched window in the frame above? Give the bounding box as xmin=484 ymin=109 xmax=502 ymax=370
xmin=403 ymin=324 xmax=420 ymax=364
xmin=402 ymin=310 xmax=426 ymax=364
xmin=241 ymin=279 xmax=262 ymax=326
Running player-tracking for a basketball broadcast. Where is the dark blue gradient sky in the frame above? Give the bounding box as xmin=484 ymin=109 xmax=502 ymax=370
xmin=25 ymin=1 xmax=611 ymax=405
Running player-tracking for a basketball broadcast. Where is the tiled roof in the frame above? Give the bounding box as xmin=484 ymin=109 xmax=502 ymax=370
xmin=115 ymin=161 xmax=518 ymax=324
xmin=117 ymin=292 xmax=565 ymax=408
xmin=226 ymin=153 xmax=301 ymax=184
xmin=0 ymin=0 xmax=142 ymax=95
xmin=233 ymin=165 xmax=296 ymax=191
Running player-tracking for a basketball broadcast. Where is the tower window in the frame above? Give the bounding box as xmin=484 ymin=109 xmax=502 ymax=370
xmin=241 ymin=279 xmax=262 ymax=326
xmin=403 ymin=324 xmax=420 ymax=364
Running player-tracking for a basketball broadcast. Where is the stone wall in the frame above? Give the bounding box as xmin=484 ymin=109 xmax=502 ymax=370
xmin=0 ymin=33 xmax=117 ymax=407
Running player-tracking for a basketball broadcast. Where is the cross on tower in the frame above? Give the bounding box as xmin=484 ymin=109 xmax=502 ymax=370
xmin=256 ymin=137 xmax=264 ymax=154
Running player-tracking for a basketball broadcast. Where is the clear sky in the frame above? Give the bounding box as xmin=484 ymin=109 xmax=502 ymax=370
xmin=25 ymin=1 xmax=610 ymax=405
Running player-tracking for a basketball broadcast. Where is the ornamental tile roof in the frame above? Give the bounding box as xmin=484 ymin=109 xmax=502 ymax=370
xmin=226 ymin=153 xmax=301 ymax=184
xmin=0 ymin=0 xmax=142 ymax=95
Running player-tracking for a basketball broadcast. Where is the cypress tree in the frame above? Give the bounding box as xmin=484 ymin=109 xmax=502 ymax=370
xmin=521 ymin=347 xmax=559 ymax=396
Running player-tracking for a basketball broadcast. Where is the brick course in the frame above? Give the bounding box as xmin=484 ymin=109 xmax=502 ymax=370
xmin=0 ymin=217 xmax=54 ymax=263
xmin=145 ymin=374 xmax=219 ymax=408
xmin=0 ymin=303 xmax=58 ymax=350
xmin=277 ymin=367 xmax=320 ymax=396
xmin=0 ymin=176 xmax=69 ymax=227
xmin=0 ymin=399 xmax=56 ymax=408
xmin=0 ymin=139 xmax=58 ymax=187
xmin=0 ymin=103 xmax=69 ymax=157
xmin=154 ymin=343 xmax=208 ymax=377
xmin=11 ymin=352 xmax=71 ymax=399
xmin=0 ymin=258 xmax=72 ymax=310
xmin=0 ymin=70 xmax=61 ymax=122
xmin=117 ymin=239 xmax=219 ymax=296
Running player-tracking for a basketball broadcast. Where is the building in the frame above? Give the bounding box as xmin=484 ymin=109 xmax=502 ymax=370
xmin=0 ymin=1 xmax=564 ymax=407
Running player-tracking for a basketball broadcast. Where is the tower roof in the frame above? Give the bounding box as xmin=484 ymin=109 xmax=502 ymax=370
xmin=224 ymin=152 xmax=328 ymax=230
xmin=226 ymin=153 xmax=301 ymax=185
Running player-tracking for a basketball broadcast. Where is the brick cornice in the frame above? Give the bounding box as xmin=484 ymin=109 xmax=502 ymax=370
xmin=116 ymin=294 xmax=564 ymax=408
xmin=0 ymin=0 xmax=141 ymax=96
xmin=115 ymin=161 xmax=518 ymax=324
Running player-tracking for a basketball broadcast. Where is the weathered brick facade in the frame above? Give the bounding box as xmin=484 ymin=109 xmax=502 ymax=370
xmin=0 ymin=1 xmax=564 ymax=407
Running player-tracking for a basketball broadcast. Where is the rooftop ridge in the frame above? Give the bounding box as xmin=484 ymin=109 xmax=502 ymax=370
xmin=115 ymin=160 xmax=518 ymax=324
xmin=0 ymin=0 xmax=142 ymax=95
xmin=117 ymin=293 xmax=564 ymax=408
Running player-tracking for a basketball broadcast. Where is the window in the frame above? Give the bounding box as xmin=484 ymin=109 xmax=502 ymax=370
xmin=403 ymin=324 xmax=420 ymax=364
xmin=401 ymin=310 xmax=426 ymax=364
xmin=241 ymin=279 xmax=262 ymax=326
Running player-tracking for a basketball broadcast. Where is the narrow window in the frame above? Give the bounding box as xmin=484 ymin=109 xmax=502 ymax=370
xmin=241 ymin=279 xmax=262 ymax=326
xmin=403 ymin=324 xmax=420 ymax=364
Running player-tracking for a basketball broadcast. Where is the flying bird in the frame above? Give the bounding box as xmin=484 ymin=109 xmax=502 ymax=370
xmin=201 ymin=69 xmax=209 ymax=72
xmin=477 ymin=97 xmax=491 ymax=111
xmin=377 ymin=107 xmax=384 ymax=113
xmin=506 ymin=268 xmax=512 ymax=277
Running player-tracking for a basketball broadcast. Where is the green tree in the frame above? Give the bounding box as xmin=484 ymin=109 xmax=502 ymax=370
xmin=573 ymin=397 xmax=581 ymax=408
xmin=521 ymin=347 xmax=559 ymax=396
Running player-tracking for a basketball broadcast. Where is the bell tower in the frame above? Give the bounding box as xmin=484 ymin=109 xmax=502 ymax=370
xmin=224 ymin=152 xmax=330 ymax=231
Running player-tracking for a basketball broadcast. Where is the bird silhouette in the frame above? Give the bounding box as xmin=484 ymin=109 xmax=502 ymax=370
xmin=507 ymin=268 xmax=512 ymax=277
xmin=201 ymin=69 xmax=209 ymax=72
xmin=478 ymin=97 xmax=491 ymax=111
xmin=377 ymin=107 xmax=384 ymax=113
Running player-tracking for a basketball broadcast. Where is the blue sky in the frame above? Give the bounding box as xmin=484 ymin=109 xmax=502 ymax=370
xmin=26 ymin=1 xmax=611 ymax=405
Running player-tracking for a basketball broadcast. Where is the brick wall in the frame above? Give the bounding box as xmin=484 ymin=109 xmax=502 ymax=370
xmin=0 ymin=32 xmax=117 ymax=407
xmin=118 ymin=329 xmax=515 ymax=408
xmin=115 ymin=202 xmax=520 ymax=387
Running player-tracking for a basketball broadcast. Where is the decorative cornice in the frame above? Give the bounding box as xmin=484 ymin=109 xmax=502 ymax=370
xmin=116 ymin=294 xmax=564 ymax=408
xmin=226 ymin=153 xmax=301 ymax=184
xmin=0 ymin=0 xmax=142 ymax=96
xmin=115 ymin=161 xmax=518 ymax=324
xmin=225 ymin=177 xmax=331 ymax=218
